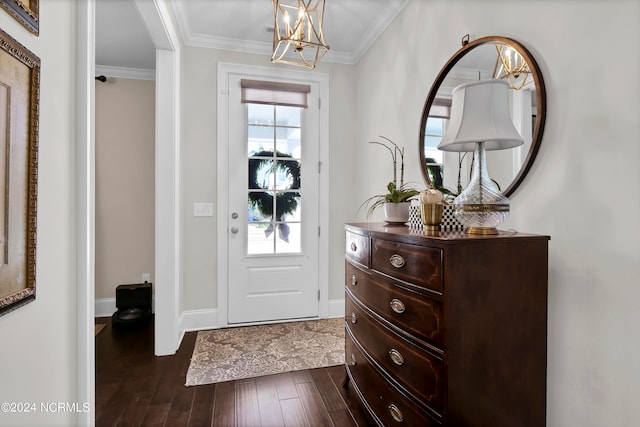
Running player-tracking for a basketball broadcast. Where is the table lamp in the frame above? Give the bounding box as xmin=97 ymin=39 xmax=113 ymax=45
xmin=437 ymin=79 xmax=524 ymax=235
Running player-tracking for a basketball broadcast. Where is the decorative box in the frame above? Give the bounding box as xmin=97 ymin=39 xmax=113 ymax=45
xmin=408 ymin=205 xmax=465 ymax=231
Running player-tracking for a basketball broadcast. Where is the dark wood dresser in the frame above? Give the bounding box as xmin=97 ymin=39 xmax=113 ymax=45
xmin=344 ymin=223 xmax=549 ymax=427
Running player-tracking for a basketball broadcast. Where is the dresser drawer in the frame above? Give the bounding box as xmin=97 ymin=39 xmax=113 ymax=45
xmin=346 ymin=295 xmax=444 ymax=414
xmin=346 ymin=230 xmax=370 ymax=266
xmin=345 ymin=330 xmax=441 ymax=427
xmin=371 ymin=238 xmax=443 ymax=293
xmin=346 ymin=261 xmax=444 ymax=348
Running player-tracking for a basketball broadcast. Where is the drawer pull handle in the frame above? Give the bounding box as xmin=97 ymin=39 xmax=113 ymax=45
xmin=351 ymin=312 xmax=357 ymax=324
xmin=388 ymin=349 xmax=405 ymax=366
xmin=389 ymin=254 xmax=405 ymax=268
xmin=350 ymin=353 xmax=357 ymax=366
xmin=350 ymin=242 xmax=357 ymax=252
xmin=388 ymin=404 xmax=404 ymax=423
xmin=390 ymin=298 xmax=405 ymax=314
xmin=351 ymin=274 xmax=357 ymax=286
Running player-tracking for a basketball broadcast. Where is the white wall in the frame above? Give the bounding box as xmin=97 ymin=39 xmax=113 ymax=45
xmin=355 ymin=0 xmax=640 ymax=425
xmin=0 ymin=3 xmax=78 ymax=427
xmin=179 ymin=47 xmax=358 ymax=313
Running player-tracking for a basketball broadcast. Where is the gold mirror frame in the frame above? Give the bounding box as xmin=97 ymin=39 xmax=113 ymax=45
xmin=419 ymin=36 xmax=546 ymax=198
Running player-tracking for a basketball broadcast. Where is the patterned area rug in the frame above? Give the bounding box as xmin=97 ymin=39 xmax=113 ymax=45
xmin=185 ymin=318 xmax=345 ymax=386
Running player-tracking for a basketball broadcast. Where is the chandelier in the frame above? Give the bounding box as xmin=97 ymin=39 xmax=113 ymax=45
xmin=271 ymin=0 xmax=330 ymax=69
xmin=493 ymin=44 xmax=532 ymax=90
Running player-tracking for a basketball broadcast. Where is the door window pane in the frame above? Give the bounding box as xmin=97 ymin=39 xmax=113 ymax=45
xmin=248 ymin=103 xmax=274 ymax=125
xmin=276 ymin=105 xmax=300 ymax=126
xmin=246 ymin=103 xmax=303 ymax=255
xmin=275 ymin=222 xmax=301 ymax=253
xmin=276 ymin=127 xmax=301 ymax=157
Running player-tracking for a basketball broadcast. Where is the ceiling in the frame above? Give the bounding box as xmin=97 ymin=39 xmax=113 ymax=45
xmin=95 ymin=0 xmax=410 ymax=72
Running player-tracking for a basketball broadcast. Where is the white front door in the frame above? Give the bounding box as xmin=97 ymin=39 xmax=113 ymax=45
xmin=226 ymin=74 xmax=320 ymax=324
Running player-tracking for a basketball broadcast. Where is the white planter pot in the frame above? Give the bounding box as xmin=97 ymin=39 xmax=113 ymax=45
xmin=383 ymin=202 xmax=411 ymax=224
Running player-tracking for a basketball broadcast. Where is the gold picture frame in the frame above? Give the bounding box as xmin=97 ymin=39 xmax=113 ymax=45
xmin=0 ymin=28 xmax=39 ymax=316
xmin=0 ymin=0 xmax=39 ymax=35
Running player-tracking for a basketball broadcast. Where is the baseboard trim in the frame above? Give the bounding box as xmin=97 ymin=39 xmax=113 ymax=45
xmin=95 ymin=298 xmax=116 ymax=318
xmin=95 ymin=296 xmax=156 ymax=318
xmin=178 ymin=300 xmax=343 ymax=334
xmin=180 ymin=308 xmax=219 ymax=332
xmin=328 ymin=298 xmax=345 ymax=318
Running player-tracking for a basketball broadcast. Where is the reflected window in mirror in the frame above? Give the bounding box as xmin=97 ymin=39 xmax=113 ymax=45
xmin=424 ymin=100 xmax=448 ymax=191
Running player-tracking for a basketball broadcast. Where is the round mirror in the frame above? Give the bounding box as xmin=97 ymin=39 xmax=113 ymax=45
xmin=419 ymin=36 xmax=546 ymax=198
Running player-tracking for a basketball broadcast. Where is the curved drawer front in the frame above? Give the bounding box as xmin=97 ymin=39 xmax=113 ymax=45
xmin=346 ymin=295 xmax=444 ymax=414
xmin=345 ymin=330 xmax=441 ymax=427
xmin=371 ymin=238 xmax=443 ymax=293
xmin=346 ymin=261 xmax=444 ymax=349
xmin=345 ymin=231 xmax=370 ymax=266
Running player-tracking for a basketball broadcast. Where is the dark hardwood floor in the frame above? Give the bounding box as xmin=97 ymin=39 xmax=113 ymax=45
xmin=95 ymin=317 xmax=371 ymax=426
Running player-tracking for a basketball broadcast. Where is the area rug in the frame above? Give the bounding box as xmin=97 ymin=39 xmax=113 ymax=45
xmin=185 ymin=318 xmax=345 ymax=386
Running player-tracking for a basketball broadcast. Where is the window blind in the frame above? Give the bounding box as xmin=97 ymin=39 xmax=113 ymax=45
xmin=430 ymin=98 xmax=451 ymax=119
xmin=241 ymin=79 xmax=311 ymax=108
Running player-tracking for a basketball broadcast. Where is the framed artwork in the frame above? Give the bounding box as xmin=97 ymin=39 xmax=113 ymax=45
xmin=0 ymin=28 xmax=39 ymax=317
xmin=0 ymin=0 xmax=39 ymax=35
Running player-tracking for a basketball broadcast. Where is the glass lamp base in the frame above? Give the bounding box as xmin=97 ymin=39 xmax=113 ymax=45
xmin=452 ymin=204 xmax=509 ymax=235
xmin=452 ymin=142 xmax=510 ymax=234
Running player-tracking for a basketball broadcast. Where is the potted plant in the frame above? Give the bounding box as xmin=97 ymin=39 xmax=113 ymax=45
xmin=360 ymin=136 xmax=420 ymax=223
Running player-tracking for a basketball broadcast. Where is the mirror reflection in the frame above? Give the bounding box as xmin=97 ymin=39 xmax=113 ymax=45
xmin=419 ymin=36 xmax=546 ymax=198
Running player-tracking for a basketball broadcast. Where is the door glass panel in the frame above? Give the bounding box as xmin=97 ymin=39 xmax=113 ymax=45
xmin=274 ymin=160 xmax=301 ymax=190
xmin=249 ymin=103 xmax=275 ymax=125
xmin=248 ymin=125 xmax=274 ymax=154
xmin=248 ymin=191 xmax=272 ymax=222
xmin=275 ymin=222 xmax=301 ymax=253
xmin=247 ymin=222 xmax=274 ymax=255
xmin=276 ymin=127 xmax=301 ymax=157
xmin=276 ymin=105 xmax=300 ymax=126
xmin=247 ymin=103 xmax=303 ymax=255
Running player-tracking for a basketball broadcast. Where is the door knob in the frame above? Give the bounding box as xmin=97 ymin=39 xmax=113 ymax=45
xmin=230 ymin=226 xmax=239 ymax=234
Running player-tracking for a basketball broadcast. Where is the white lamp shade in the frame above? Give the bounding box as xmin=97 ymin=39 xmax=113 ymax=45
xmin=437 ymin=80 xmax=524 ymax=152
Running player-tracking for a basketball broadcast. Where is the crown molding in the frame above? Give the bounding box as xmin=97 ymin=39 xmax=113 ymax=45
xmin=95 ymin=65 xmax=156 ymax=81
xmin=172 ymin=0 xmax=409 ymax=66
xmin=351 ymin=0 xmax=409 ymax=64
xmin=184 ymin=31 xmax=357 ymax=65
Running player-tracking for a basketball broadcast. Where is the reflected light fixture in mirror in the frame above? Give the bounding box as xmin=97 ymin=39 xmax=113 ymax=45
xmin=419 ymin=36 xmax=546 ymax=199
xmin=493 ymin=44 xmax=532 ymax=90
xmin=271 ymin=0 xmax=330 ymax=69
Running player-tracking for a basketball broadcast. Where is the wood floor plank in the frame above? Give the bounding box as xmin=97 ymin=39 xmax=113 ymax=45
xmin=296 ymin=382 xmax=334 ymax=427
xmin=326 ymin=365 xmax=371 ymax=427
xmin=95 ymin=384 xmax=127 ymax=427
xmin=326 ymin=408 xmax=358 ymax=427
xmin=165 ymin=383 xmax=195 ymax=426
xmin=280 ymin=398 xmax=310 ymax=427
xmin=273 ymin=372 xmax=299 ymax=400
xmin=140 ymin=371 xmax=176 ymax=425
xmin=310 ymin=368 xmax=345 ymax=412
xmin=255 ymin=375 xmax=286 ymax=427
xmin=94 ymin=382 xmax=119 ymax=420
xmin=213 ymin=381 xmax=236 ymax=426
xmin=236 ymin=380 xmax=261 ymax=427
xmin=115 ymin=375 xmax=156 ymax=426
xmin=310 ymin=368 xmax=362 ymax=427
xmin=188 ymin=384 xmax=215 ymax=427
xmin=291 ymin=369 xmax=314 ymax=384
